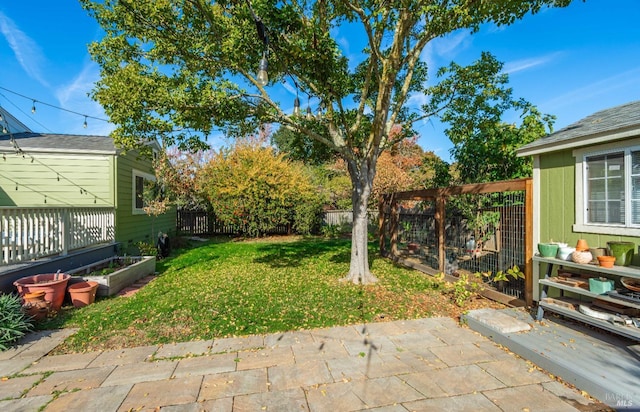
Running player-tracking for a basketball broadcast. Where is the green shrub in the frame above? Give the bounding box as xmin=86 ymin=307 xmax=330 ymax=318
xmin=136 ymin=241 xmax=158 ymax=256
xmin=0 ymin=293 xmax=33 ymax=351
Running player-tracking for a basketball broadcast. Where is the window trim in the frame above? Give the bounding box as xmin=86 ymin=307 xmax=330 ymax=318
xmin=132 ymin=169 xmax=156 ymax=215
xmin=573 ymin=137 xmax=640 ymax=236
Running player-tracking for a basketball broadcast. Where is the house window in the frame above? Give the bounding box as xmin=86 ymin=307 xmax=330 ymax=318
xmin=132 ymin=170 xmax=156 ymax=214
xmin=580 ymin=146 xmax=640 ymax=230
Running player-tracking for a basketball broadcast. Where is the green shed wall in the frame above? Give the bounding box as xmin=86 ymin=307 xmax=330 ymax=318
xmin=0 ymin=153 xmax=114 ymax=207
xmin=538 ymin=149 xmax=639 ymax=264
xmin=114 ymin=151 xmax=176 ymax=252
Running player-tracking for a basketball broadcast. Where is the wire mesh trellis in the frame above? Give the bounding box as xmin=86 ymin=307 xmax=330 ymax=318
xmin=380 ymin=179 xmax=531 ymax=302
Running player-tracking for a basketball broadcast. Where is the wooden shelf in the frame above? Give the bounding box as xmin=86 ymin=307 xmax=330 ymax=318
xmin=534 ymin=256 xmax=640 ymax=279
xmin=539 ymin=279 xmax=640 ymax=310
xmin=536 ymin=256 xmax=640 ymax=341
xmin=538 ymin=300 xmax=640 ymax=341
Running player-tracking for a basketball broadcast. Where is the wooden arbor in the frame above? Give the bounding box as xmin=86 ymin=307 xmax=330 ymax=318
xmin=379 ymin=178 xmax=534 ymax=305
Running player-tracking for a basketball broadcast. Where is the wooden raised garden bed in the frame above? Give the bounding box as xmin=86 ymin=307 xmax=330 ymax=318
xmin=67 ymin=256 xmax=156 ymax=297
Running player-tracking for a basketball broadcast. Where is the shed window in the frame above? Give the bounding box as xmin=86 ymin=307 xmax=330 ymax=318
xmin=583 ymin=148 xmax=640 ymax=227
xmin=132 ymin=170 xmax=156 ymax=214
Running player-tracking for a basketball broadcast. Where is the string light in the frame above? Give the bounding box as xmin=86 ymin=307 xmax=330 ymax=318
xmin=0 ymin=86 xmax=109 ymax=127
xmin=293 ymin=96 xmax=300 ymax=116
xmin=83 ymin=116 xmax=88 ymax=128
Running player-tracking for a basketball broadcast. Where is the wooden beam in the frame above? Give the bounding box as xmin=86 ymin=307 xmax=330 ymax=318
xmin=524 ymin=177 xmax=534 ymax=306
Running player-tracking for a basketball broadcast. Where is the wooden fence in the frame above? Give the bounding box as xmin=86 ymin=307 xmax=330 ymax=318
xmin=176 ymin=209 xmax=290 ymax=236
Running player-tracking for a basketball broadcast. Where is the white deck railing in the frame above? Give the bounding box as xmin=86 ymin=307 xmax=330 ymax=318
xmin=0 ymin=207 xmax=115 ymax=266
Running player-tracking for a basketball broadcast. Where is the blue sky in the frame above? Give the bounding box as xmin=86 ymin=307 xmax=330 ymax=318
xmin=1 ymin=1 xmax=639 ymax=163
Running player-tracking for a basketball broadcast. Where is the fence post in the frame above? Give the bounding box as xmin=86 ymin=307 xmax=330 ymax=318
xmin=524 ymin=178 xmax=534 ymax=306
xmin=436 ymin=192 xmax=446 ymax=273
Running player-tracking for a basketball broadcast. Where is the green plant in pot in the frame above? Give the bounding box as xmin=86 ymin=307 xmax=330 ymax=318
xmin=607 ymin=241 xmax=635 ymax=266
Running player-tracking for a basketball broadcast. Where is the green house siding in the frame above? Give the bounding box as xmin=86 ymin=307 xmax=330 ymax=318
xmin=114 ymin=152 xmax=176 ymax=250
xmin=539 ymin=151 xmax=575 ymax=244
xmin=539 ymin=149 xmax=638 ymax=261
xmin=0 ymin=154 xmax=114 ymax=207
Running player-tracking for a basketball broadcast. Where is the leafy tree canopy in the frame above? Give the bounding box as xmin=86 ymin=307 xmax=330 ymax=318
xmin=81 ymin=0 xmax=574 ymax=283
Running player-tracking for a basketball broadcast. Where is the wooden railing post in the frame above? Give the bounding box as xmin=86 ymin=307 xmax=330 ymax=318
xmin=524 ymin=178 xmax=534 ymax=306
xmin=61 ymin=209 xmax=69 ymax=256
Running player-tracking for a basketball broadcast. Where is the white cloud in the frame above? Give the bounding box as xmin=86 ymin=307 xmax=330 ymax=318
xmin=0 ymin=11 xmax=49 ymax=86
xmin=543 ymin=67 xmax=640 ymax=112
xmin=56 ymin=59 xmax=114 ymax=136
xmin=503 ymin=52 xmax=562 ymax=75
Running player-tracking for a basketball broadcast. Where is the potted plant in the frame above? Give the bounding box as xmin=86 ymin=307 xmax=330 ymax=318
xmin=13 ymin=272 xmax=70 ymax=312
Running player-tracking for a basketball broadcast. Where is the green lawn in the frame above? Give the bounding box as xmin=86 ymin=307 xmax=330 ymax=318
xmin=46 ymin=237 xmax=477 ymax=354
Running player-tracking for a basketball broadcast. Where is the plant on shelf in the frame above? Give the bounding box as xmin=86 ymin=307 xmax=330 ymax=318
xmin=0 ymin=293 xmax=33 ymax=351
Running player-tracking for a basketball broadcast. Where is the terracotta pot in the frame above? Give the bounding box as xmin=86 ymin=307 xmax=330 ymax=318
xmin=68 ymin=281 xmax=99 ymax=308
xmin=23 ymin=300 xmax=51 ymax=321
xmin=597 ymin=255 xmax=616 ymax=268
xmin=23 ymin=291 xmax=46 ymax=304
xmin=14 ymin=273 xmax=70 ymax=312
xmin=575 ymin=239 xmax=589 ymax=252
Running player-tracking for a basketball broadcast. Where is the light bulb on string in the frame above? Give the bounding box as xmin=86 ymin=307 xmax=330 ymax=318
xmin=306 ymin=107 xmax=313 ymax=120
xmin=256 ymin=52 xmax=268 ymax=87
xmin=31 ymin=100 xmax=36 ymax=114
xmin=83 ymin=116 xmax=88 ymax=128
xmin=0 ymin=111 xmax=3 ymax=122
xmin=293 ymin=97 xmax=300 ymax=116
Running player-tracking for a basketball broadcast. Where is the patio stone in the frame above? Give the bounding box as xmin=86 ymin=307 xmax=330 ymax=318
xmin=0 ymin=373 xmax=44 ymax=399
xmin=0 ymin=395 xmax=53 ymax=411
xmin=484 ymin=383 xmax=582 ymax=411
xmin=235 ymin=346 xmax=295 ymax=371
xmin=158 ymin=398 xmax=233 ymax=412
xmin=153 ymin=340 xmax=213 ymax=359
xmin=100 ymin=360 xmax=177 ymax=386
xmin=45 ymin=384 xmax=131 ymax=411
xmin=403 ymin=393 xmax=502 ymax=411
xmin=209 ymin=335 xmax=264 ymax=353
xmin=480 ymin=358 xmax=553 ymax=386
xmin=25 ymin=351 xmax=100 ymax=373
xmin=118 ymin=375 xmax=202 ymax=411
xmin=264 ymin=330 xmax=315 ymax=348
xmin=233 ymin=387 xmax=308 ymax=411
xmin=305 ymin=381 xmax=368 ymax=412
xmin=198 ymin=368 xmax=269 ymax=400
xmin=27 ymin=366 xmax=115 ymax=396
xmin=88 ymin=345 xmax=158 ymax=367
xmin=431 ymin=364 xmax=505 ymax=396
xmin=291 ymin=338 xmax=349 ymax=361
xmin=268 ymin=359 xmax=333 ymax=390
xmin=429 ymin=342 xmax=497 ymax=367
xmin=172 ymin=352 xmax=238 ymax=378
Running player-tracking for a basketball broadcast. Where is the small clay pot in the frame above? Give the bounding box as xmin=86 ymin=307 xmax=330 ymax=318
xmin=597 ymin=255 xmax=616 ymax=268
xmin=575 ymin=239 xmax=589 ymax=252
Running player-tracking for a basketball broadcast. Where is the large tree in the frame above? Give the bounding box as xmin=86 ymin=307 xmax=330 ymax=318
xmin=82 ymin=0 xmax=573 ymax=284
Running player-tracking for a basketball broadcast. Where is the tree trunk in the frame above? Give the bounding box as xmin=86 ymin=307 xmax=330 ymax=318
xmin=342 ymin=157 xmax=379 ymax=284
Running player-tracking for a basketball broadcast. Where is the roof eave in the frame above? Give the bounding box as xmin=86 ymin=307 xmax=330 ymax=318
xmin=517 ymin=125 xmax=640 ymax=157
